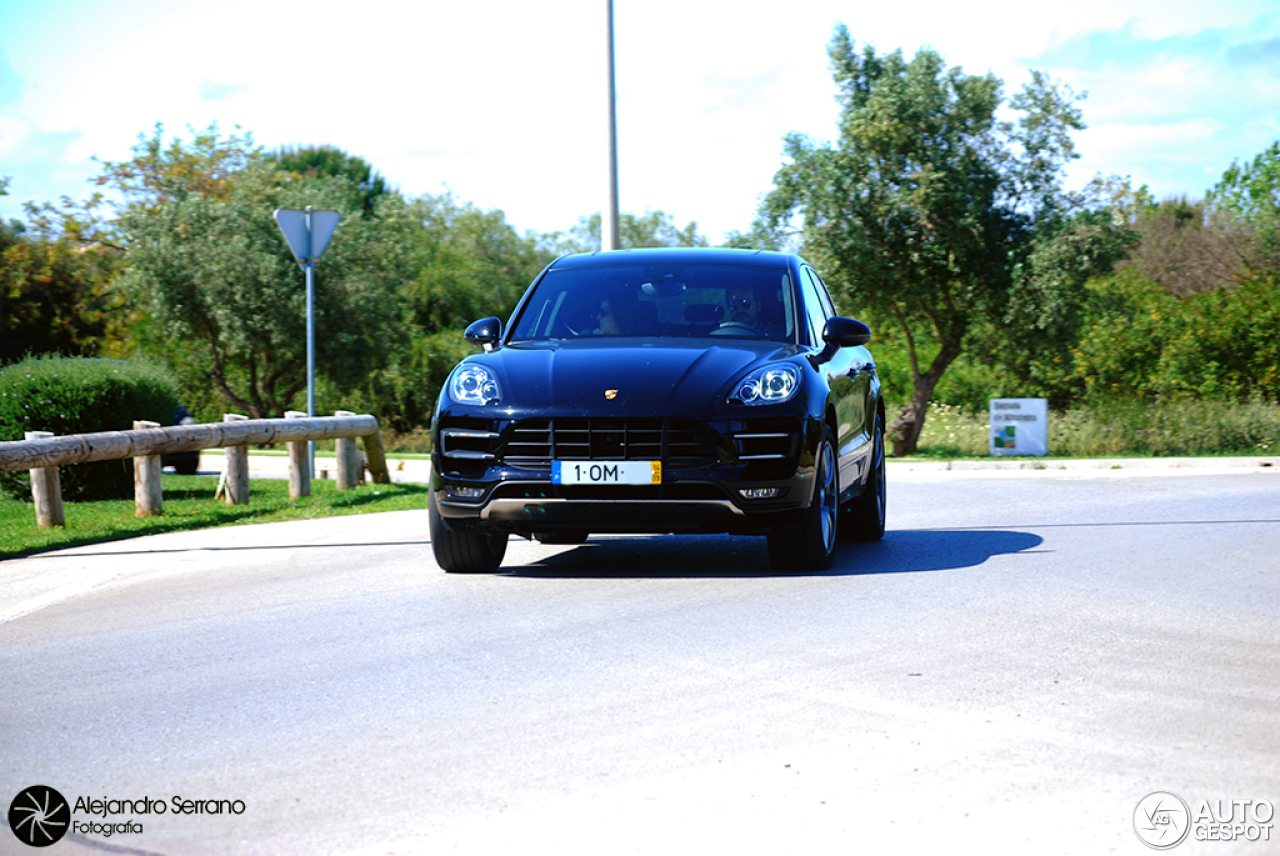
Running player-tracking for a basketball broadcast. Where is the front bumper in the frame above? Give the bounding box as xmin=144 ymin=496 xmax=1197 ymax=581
xmin=432 ymin=410 xmax=822 ymax=536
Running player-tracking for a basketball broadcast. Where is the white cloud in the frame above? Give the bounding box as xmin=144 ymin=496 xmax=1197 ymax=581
xmin=1026 ymin=12 xmax=1280 ymax=197
xmin=1 ymin=0 xmax=1277 ymax=238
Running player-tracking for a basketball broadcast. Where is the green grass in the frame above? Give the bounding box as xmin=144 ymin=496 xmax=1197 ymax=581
xmin=0 ymin=474 xmax=429 ymax=561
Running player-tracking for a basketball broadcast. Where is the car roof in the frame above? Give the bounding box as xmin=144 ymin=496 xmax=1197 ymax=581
xmin=549 ymin=247 xmax=802 ymax=270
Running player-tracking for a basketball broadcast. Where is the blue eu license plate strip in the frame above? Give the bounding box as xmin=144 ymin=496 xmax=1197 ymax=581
xmin=552 ymin=460 xmax=661 ymax=485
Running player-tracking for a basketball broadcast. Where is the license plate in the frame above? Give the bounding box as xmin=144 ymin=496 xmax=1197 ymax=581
xmin=552 ymin=460 xmax=661 ymax=485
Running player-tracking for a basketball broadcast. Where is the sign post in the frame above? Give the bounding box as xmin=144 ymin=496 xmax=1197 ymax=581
xmin=989 ymin=398 xmax=1048 ymax=457
xmin=273 ymin=207 xmax=341 ymax=474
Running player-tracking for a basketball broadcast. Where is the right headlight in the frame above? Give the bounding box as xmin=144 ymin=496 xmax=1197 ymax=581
xmin=728 ymin=365 xmax=800 ymax=405
xmin=449 ymin=363 xmax=502 ymax=405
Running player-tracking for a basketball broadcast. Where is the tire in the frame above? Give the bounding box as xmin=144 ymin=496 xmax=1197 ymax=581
xmin=767 ymin=427 xmax=838 ymax=572
xmin=533 ymin=530 xmax=589 ymax=545
xmin=173 ymin=456 xmax=199 ymax=476
xmin=429 ymin=488 xmax=508 ymax=573
xmin=840 ymin=411 xmax=886 ymax=542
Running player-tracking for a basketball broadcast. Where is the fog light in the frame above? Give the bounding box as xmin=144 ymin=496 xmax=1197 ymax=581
xmin=446 ymin=486 xmax=485 ymax=499
xmin=739 ymin=487 xmax=784 ymax=499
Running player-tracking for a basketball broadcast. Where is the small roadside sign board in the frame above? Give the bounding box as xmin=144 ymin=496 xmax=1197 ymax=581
xmin=273 ymin=209 xmax=340 ymax=266
xmin=989 ymin=398 xmax=1048 ymax=456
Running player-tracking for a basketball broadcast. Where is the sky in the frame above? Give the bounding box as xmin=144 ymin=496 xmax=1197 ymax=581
xmin=1 ymin=0 xmax=1277 ymax=244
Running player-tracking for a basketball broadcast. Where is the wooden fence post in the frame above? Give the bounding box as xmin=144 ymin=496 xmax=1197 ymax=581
xmin=132 ymin=420 xmax=163 ymax=517
xmin=223 ymin=413 xmax=250 ymax=505
xmin=361 ymin=426 xmax=392 ymax=485
xmin=285 ymin=411 xmax=310 ymax=499
xmin=26 ymin=431 xmax=65 ymax=529
xmin=334 ymin=410 xmax=359 ymax=490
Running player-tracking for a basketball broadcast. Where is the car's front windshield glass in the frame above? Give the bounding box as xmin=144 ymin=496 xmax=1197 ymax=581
xmin=508 ymin=262 xmax=798 ymax=343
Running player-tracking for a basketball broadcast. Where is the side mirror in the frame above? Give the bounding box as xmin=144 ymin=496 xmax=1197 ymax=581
xmin=465 ymin=317 xmax=502 ymax=351
xmin=823 ymin=316 xmax=871 ymax=348
xmin=812 ymin=317 xmax=871 ymax=367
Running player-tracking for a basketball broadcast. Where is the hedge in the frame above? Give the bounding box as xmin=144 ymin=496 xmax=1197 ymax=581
xmin=0 ymin=355 xmax=179 ymax=501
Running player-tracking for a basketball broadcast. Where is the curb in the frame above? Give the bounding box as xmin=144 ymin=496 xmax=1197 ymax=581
xmin=888 ymin=456 xmax=1279 ymax=476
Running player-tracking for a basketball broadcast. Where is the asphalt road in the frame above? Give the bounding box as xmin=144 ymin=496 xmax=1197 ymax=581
xmin=1 ymin=466 xmax=1277 ymax=855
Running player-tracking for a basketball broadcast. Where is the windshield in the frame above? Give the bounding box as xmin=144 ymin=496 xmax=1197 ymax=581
xmin=508 ymin=262 xmax=798 ymax=343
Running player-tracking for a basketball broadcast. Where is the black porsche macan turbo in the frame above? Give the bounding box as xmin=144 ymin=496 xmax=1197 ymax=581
xmin=429 ymin=248 xmax=885 ymax=573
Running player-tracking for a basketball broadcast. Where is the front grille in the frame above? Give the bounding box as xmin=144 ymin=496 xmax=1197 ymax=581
xmin=500 ymin=418 xmax=719 ymax=468
xmin=438 ymin=416 xmax=802 ymax=479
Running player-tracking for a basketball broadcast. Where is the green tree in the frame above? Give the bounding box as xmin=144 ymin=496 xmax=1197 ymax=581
xmin=550 ymin=209 xmax=708 ymax=255
xmin=988 ymin=205 xmax=1138 ymax=404
xmin=757 ymin=27 xmax=1090 ymax=455
xmin=95 ymin=122 xmax=257 ymax=205
xmin=0 ymin=178 xmax=121 ymax=364
xmin=8 ymin=125 xmax=566 ymax=432
xmin=108 ymin=127 xmax=404 ymax=419
xmin=274 ymin=145 xmax=390 ymax=217
xmin=1209 ymin=141 xmax=1280 ymax=268
xmin=379 ymin=194 xmax=554 ymax=429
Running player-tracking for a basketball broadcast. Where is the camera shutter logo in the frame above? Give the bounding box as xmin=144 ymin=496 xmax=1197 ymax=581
xmin=8 ymin=785 xmax=69 ymax=847
xmin=1135 ymin=791 xmax=1191 ymax=849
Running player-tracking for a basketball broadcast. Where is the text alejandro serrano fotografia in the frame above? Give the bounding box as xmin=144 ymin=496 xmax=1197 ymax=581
xmin=73 ymin=796 xmax=246 ymax=816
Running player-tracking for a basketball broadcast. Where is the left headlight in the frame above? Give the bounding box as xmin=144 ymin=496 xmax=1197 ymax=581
xmin=449 ymin=364 xmax=502 ymax=405
xmin=729 ymin=365 xmax=799 ymax=405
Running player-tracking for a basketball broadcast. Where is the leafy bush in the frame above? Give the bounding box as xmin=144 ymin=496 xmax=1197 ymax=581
xmin=912 ymin=400 xmax=1278 ymax=458
xmin=0 ymin=356 xmax=179 ymax=500
xmin=1072 ymin=272 xmax=1280 ymax=403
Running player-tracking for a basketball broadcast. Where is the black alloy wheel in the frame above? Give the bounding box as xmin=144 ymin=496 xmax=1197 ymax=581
xmin=767 ymin=426 xmax=838 ymax=572
xmin=429 ymin=488 xmax=508 ymax=573
xmin=840 ymin=411 xmax=886 ymax=542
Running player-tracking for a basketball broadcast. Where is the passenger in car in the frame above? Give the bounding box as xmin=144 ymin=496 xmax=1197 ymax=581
xmin=592 ymin=288 xmax=647 ymax=335
xmin=594 ymin=298 xmax=620 ymax=335
xmin=724 ymin=285 xmax=761 ymax=331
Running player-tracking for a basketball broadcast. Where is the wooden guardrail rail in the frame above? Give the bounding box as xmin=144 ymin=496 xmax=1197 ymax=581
xmin=0 ymin=412 xmax=391 ymax=529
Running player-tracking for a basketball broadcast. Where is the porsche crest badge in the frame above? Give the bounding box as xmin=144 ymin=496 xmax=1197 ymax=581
xmin=604 ymin=389 xmax=618 ymax=400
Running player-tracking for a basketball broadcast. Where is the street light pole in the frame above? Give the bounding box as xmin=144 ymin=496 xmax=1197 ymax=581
xmin=603 ymin=0 xmax=620 ymax=251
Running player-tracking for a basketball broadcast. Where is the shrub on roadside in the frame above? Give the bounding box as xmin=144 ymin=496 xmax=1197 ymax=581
xmin=914 ymin=403 xmax=990 ymax=457
xmin=912 ymin=399 xmax=1278 ymax=458
xmin=1051 ymin=400 xmax=1278 ymax=458
xmin=0 ymin=355 xmax=179 ymax=500
xmin=1071 ymin=272 xmax=1280 ymax=404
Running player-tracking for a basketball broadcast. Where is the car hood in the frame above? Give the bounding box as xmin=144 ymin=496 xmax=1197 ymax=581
xmin=473 ymin=338 xmax=804 ymax=414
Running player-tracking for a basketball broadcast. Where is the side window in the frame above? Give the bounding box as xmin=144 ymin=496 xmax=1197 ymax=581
xmin=812 ymin=270 xmax=837 ymax=318
xmin=800 ymin=267 xmax=830 ymax=346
